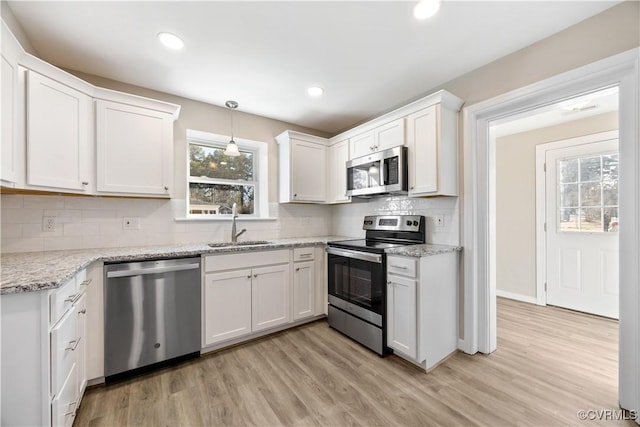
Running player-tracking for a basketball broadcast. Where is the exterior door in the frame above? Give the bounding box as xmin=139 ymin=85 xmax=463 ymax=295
xmin=545 ymin=137 xmax=619 ymax=318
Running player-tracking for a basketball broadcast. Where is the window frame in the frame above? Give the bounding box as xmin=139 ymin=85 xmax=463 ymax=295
xmin=186 ymin=129 xmax=269 ymax=219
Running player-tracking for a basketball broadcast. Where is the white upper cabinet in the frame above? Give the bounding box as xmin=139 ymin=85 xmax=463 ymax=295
xmin=26 ymin=71 xmax=93 ymax=191
xmin=276 ymin=131 xmax=328 ymax=203
xmin=1 ymin=23 xmax=21 ymax=186
xmin=407 ymin=102 xmax=458 ymax=197
xmin=96 ymin=100 xmax=173 ymax=197
xmin=327 ymin=138 xmax=350 ymax=204
xmin=350 ymin=118 xmax=405 ymax=158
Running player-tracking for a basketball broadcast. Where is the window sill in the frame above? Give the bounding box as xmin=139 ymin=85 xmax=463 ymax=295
xmin=174 ymin=216 xmax=278 ymax=222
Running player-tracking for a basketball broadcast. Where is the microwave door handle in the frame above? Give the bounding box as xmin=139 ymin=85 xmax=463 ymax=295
xmin=380 ymin=159 xmax=386 ymax=185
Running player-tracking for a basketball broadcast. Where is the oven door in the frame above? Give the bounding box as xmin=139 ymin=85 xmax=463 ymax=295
xmin=327 ymin=247 xmax=384 ymax=322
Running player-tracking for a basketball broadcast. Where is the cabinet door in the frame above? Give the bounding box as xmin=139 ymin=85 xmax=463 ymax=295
xmin=375 ymin=118 xmax=405 ymax=152
xmin=252 ymin=264 xmax=291 ymax=331
xmin=27 ymin=71 xmax=91 ymax=191
xmin=350 ymin=131 xmax=375 ymax=158
xmin=1 ymin=25 xmax=21 ymax=185
xmin=293 ymin=261 xmax=315 ymax=321
xmin=290 ymin=139 xmax=326 ymax=202
xmin=328 ymin=139 xmax=350 ymax=204
xmin=386 ymin=274 xmax=417 ymax=359
xmin=407 ymin=106 xmax=438 ymax=195
xmin=203 ymin=269 xmax=252 ymax=346
xmin=76 ymin=292 xmax=88 ymax=399
xmin=96 ymin=100 xmax=172 ymax=197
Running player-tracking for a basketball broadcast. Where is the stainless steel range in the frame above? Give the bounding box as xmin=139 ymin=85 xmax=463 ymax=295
xmin=327 ymin=215 xmax=425 ymax=355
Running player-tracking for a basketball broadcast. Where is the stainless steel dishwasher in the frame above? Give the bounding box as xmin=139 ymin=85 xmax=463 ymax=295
xmin=104 ymin=257 xmax=201 ymax=381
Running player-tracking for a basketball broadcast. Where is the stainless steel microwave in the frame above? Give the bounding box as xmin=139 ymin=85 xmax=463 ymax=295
xmin=346 ymin=146 xmax=408 ymax=197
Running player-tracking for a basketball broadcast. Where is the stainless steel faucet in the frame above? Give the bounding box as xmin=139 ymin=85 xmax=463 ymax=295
xmin=231 ymin=202 xmax=247 ymax=243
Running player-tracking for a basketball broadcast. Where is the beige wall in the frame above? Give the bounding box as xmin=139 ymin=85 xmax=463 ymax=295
xmin=1 ymin=2 xmax=37 ymax=55
xmin=496 ymin=111 xmax=619 ymax=299
xmin=434 ymin=1 xmax=639 ymax=106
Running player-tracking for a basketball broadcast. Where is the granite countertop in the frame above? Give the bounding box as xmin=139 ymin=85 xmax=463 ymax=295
xmin=0 ymin=236 xmax=348 ymax=295
xmin=385 ymin=243 xmax=462 ymax=258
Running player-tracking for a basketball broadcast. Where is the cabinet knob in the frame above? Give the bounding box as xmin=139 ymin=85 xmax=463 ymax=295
xmin=79 ymin=308 xmax=87 ymax=314
xmin=164 ymin=186 xmax=169 ymax=191
xmin=253 ymin=274 xmax=258 ymax=278
xmin=295 ymin=267 xmax=300 ymax=272
xmin=293 ymin=194 xmax=297 ymax=198
xmin=247 ymin=275 xmax=251 ymax=279
xmin=410 ymin=186 xmax=415 ymax=190
xmin=81 ymin=181 xmax=89 ymax=186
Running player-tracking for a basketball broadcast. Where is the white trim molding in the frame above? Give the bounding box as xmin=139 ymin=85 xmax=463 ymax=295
xmin=461 ymin=48 xmax=639 ymax=416
xmin=495 ymin=290 xmax=537 ymax=305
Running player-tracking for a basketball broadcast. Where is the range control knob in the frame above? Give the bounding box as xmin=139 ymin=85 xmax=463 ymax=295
xmin=406 ymin=220 xmax=412 ymax=226
xmin=413 ymin=220 xmax=419 ymax=226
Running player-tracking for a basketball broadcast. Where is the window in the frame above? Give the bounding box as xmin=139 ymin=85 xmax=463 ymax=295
xmin=557 ymin=152 xmax=618 ymax=232
xmin=187 ymin=130 xmax=268 ymax=218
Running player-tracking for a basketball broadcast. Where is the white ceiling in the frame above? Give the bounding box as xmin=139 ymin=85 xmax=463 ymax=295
xmin=6 ymin=1 xmax=620 ymax=135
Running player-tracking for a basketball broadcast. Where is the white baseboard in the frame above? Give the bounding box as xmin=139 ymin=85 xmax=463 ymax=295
xmin=496 ymin=289 xmax=538 ymax=305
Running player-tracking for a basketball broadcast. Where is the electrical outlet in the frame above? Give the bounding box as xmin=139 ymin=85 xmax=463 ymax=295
xmin=122 ymin=216 xmax=141 ymax=230
xmin=42 ymin=216 xmax=56 ymax=232
xmin=435 ymin=215 xmax=445 ymax=228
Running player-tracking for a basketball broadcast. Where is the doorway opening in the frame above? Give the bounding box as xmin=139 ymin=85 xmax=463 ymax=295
xmin=491 ymin=86 xmax=619 ymax=319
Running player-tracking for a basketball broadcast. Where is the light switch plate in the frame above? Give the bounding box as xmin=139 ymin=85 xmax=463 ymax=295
xmin=435 ymin=215 xmax=445 ymax=228
xmin=122 ymin=216 xmax=140 ymax=230
xmin=42 ymin=216 xmax=56 ymax=232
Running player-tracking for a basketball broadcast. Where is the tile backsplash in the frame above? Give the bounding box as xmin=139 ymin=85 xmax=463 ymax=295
xmin=0 ymin=194 xmax=332 ymax=253
xmin=1 ymin=194 xmax=459 ymax=253
xmin=332 ymin=195 xmax=459 ymax=246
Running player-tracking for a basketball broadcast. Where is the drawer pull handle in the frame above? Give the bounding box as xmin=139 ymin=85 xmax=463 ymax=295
xmin=79 ymin=308 xmax=87 ymax=314
xmin=81 ymin=181 xmax=89 ymax=186
xmin=390 ymin=265 xmax=408 ymax=269
xmin=65 ymin=337 xmax=81 ymax=352
xmin=64 ymin=401 xmax=78 ymax=416
xmin=79 ymin=278 xmax=92 ymax=287
xmin=299 ymin=253 xmax=312 ymax=258
xmin=64 ymin=293 xmax=81 ymax=304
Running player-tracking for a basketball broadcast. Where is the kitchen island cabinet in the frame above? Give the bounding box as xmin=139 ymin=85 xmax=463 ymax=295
xmin=386 ymin=246 xmax=460 ymax=371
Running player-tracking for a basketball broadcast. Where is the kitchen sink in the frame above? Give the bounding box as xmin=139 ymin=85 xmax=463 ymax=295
xmin=208 ymin=240 xmax=271 ymax=248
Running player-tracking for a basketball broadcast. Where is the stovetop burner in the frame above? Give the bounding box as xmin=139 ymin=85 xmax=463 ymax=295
xmin=328 ymin=215 xmax=426 ymax=252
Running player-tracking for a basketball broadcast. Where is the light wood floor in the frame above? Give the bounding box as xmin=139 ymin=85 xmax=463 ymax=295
xmin=75 ymin=298 xmax=633 ymax=426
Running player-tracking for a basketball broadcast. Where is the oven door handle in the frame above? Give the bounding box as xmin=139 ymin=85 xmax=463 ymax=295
xmin=326 ymin=247 xmax=382 ymax=264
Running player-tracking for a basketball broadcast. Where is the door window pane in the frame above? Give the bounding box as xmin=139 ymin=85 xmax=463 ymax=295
xmin=557 ymin=152 xmax=618 ymax=233
xmin=559 ymin=158 xmax=578 ymax=183
xmin=579 ymin=156 xmax=601 ymax=182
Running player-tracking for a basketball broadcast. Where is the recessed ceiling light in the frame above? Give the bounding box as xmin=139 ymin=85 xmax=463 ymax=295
xmin=307 ymin=86 xmax=324 ymax=97
xmin=414 ymin=0 xmax=441 ymax=20
xmin=157 ymin=32 xmax=184 ymax=50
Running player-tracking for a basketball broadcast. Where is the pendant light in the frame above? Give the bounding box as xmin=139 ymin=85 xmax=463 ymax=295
xmin=224 ymin=100 xmax=240 ymax=157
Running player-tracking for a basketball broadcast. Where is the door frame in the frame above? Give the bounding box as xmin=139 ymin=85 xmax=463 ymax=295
xmin=461 ymin=47 xmax=639 ymax=415
xmin=535 ymin=130 xmax=619 ymax=308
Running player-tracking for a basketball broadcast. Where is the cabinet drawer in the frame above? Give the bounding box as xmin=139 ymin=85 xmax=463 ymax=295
xmin=49 ymin=276 xmax=79 ymax=326
xmin=293 ymin=247 xmax=315 ymax=262
xmin=205 ymin=249 xmax=289 ymax=272
xmin=51 ymin=306 xmax=79 ymax=397
xmin=51 ymin=363 xmax=78 ymax=427
xmin=387 ymin=256 xmax=417 ymax=278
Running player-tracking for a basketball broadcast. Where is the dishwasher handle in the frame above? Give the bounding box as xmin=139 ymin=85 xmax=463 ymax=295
xmin=106 ymin=263 xmax=200 ymax=279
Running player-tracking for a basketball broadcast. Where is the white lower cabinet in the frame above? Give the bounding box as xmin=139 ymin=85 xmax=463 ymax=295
xmin=386 ymin=274 xmax=417 ymax=359
xmin=386 ymin=252 xmax=459 ymax=371
xmin=204 ymin=269 xmax=252 ymax=344
xmin=292 ymin=260 xmax=315 ymax=321
xmin=203 ymin=250 xmax=292 ymax=348
xmin=202 ymin=247 xmax=325 ymax=350
xmin=0 ymin=266 xmax=92 ymax=426
xmin=251 ymin=264 xmax=291 ymax=331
